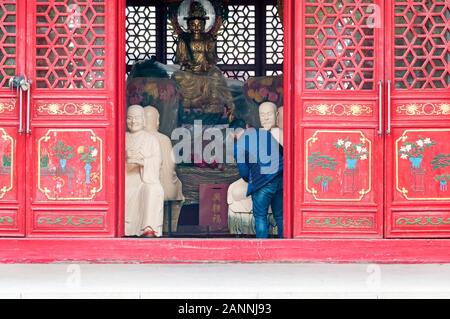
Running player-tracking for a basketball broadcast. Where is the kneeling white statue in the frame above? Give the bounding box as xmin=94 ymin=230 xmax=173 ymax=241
xmin=125 ymin=105 xmax=164 ymax=237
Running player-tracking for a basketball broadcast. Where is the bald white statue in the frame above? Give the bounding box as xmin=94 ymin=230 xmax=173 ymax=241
xmin=277 ymin=106 xmax=283 ymax=130
xmin=125 ymin=105 xmax=164 ymax=237
xmin=259 ymin=101 xmax=283 ymax=146
xmin=144 ymin=106 xmax=184 ymax=233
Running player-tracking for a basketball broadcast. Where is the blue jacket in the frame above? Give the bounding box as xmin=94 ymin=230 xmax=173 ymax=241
xmin=234 ymin=128 xmax=283 ymax=196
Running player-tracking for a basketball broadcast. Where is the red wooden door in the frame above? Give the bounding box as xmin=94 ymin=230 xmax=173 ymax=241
xmin=293 ymin=0 xmax=385 ymax=238
xmin=385 ymin=0 xmax=450 ymax=238
xmin=24 ymin=0 xmax=117 ymax=237
xmin=0 ymin=0 xmax=117 ymax=237
xmin=0 ymin=0 xmax=26 ymax=236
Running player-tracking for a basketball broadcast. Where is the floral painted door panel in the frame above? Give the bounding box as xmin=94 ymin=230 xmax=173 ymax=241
xmin=0 ymin=0 xmax=116 ymax=237
xmin=294 ymin=0 xmax=385 ymax=238
xmin=385 ymin=0 xmax=450 ymax=238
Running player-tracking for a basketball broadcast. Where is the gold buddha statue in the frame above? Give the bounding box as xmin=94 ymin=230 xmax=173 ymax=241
xmin=172 ymin=1 xmax=234 ymax=121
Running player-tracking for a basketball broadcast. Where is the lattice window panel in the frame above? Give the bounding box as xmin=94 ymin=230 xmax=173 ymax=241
xmin=0 ymin=1 xmax=16 ymax=88
xmin=126 ymin=6 xmax=157 ymax=66
xmin=304 ymin=0 xmax=375 ymax=91
xmin=266 ymin=70 xmax=282 ymax=76
xmin=166 ymin=17 xmax=177 ymax=65
xmin=217 ymin=5 xmax=256 ymax=65
xmin=224 ymin=70 xmax=256 ymax=82
xmin=35 ymin=0 xmax=106 ymax=89
xmin=394 ymin=0 xmax=450 ymax=90
xmin=266 ymin=4 xmax=283 ymax=65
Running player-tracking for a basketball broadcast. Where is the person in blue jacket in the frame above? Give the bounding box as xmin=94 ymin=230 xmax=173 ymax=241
xmin=233 ymin=126 xmax=283 ymax=238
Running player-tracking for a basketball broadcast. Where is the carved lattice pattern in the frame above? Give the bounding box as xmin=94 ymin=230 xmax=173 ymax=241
xmin=266 ymin=4 xmax=283 ymax=65
xmin=131 ymin=2 xmax=283 ymax=82
xmin=394 ymin=0 xmax=450 ymax=90
xmin=35 ymin=0 xmax=106 ymax=89
xmin=217 ymin=5 xmax=256 ymax=65
xmin=304 ymin=0 xmax=375 ymax=91
xmin=126 ymin=6 xmax=157 ymax=65
xmin=0 ymin=1 xmax=16 ymax=88
xmin=166 ymin=17 xmax=177 ymax=65
xmin=224 ymin=70 xmax=256 ymax=82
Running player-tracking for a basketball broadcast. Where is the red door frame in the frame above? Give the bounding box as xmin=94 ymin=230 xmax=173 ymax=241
xmin=115 ymin=0 xmax=296 ymax=239
xmin=0 ymin=0 xmax=27 ymax=236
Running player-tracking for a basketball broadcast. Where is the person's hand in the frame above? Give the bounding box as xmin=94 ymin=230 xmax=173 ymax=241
xmin=234 ymin=128 xmax=245 ymax=140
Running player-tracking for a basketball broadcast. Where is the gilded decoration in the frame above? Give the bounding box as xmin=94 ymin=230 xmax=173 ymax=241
xmin=0 ymin=100 xmax=15 ymax=114
xmin=306 ymin=217 xmax=374 ymax=228
xmin=396 ymin=216 xmax=450 ymax=226
xmin=305 ymin=130 xmax=372 ymax=201
xmin=305 ymin=103 xmax=373 ymax=117
xmin=396 ymin=129 xmax=450 ymax=201
xmin=36 ymin=103 xmax=105 ymax=116
xmin=0 ymin=128 xmax=14 ymax=200
xmin=396 ymin=103 xmax=450 ymax=116
xmin=37 ymin=129 xmax=103 ymax=201
xmin=37 ymin=216 xmax=104 ymax=227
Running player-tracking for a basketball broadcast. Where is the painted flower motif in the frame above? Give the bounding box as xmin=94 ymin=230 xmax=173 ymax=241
xmin=91 ymin=148 xmax=98 ymax=157
xmin=439 ymin=104 xmax=450 ymax=114
xmin=399 ymin=136 xmax=435 ymax=160
xmin=77 ymin=146 xmax=85 ymax=154
xmin=335 ymin=137 xmax=369 ymax=160
xmin=47 ymin=104 xmax=61 ymax=114
xmin=80 ymin=104 xmax=93 ymax=114
xmin=144 ymin=82 xmax=159 ymax=98
xmin=316 ymin=104 xmax=330 ymax=115
xmin=406 ymin=104 xmax=419 ymax=115
xmin=350 ymin=104 xmax=362 ymax=115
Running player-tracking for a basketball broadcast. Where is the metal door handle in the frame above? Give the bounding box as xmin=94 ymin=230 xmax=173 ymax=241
xmin=8 ymin=76 xmax=25 ymax=134
xmin=25 ymin=79 xmax=32 ymax=135
xmin=378 ymin=80 xmax=383 ymax=136
xmin=386 ymin=80 xmax=391 ymax=136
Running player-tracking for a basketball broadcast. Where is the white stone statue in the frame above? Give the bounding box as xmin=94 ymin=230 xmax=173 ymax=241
xmin=144 ymin=106 xmax=184 ymax=233
xmin=277 ymin=106 xmax=283 ymax=130
xmin=125 ymin=105 xmax=164 ymax=237
xmin=259 ymin=101 xmax=283 ymax=146
xmin=227 ymin=102 xmax=282 ymax=235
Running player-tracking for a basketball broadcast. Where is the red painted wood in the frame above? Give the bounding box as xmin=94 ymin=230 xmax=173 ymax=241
xmin=385 ymin=0 xmax=450 ymax=238
xmin=282 ymin=0 xmax=294 ymax=238
xmin=293 ymin=0 xmax=385 ymax=238
xmin=1 ymin=238 xmax=450 ymax=263
xmin=22 ymin=0 xmax=118 ymax=237
xmin=117 ymin=0 xmax=126 ymax=238
xmin=0 ymin=0 xmax=26 ymax=236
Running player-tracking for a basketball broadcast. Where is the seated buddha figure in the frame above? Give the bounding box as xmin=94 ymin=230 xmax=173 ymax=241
xmin=172 ymin=1 xmax=234 ymax=122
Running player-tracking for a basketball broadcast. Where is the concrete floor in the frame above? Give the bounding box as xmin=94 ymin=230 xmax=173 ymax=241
xmin=0 ymin=264 xmax=449 ymax=299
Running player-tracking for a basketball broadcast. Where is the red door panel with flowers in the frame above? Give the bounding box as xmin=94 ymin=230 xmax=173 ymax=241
xmin=0 ymin=0 xmax=118 ymax=238
xmin=385 ymin=0 xmax=450 ymax=238
xmin=24 ymin=0 xmax=117 ymax=237
xmin=0 ymin=0 xmax=26 ymax=236
xmin=294 ymin=0 xmax=384 ymax=237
